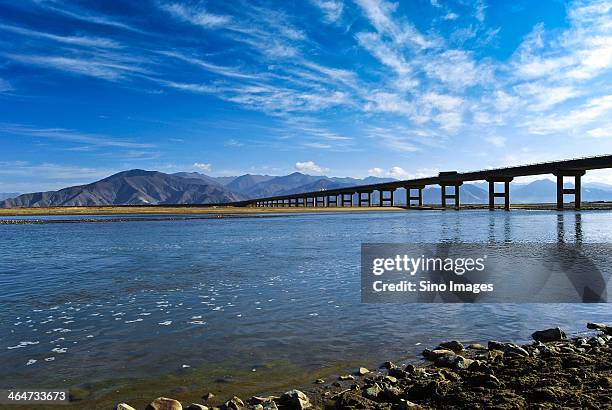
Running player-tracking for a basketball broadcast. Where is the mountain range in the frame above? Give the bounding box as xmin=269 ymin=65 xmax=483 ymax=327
xmin=1 ymin=170 xmax=612 ymax=208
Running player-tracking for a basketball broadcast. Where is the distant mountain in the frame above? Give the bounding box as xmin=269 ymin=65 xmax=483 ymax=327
xmin=226 ymin=174 xmax=275 ymax=193
xmin=4 ymin=170 xmax=612 ymax=209
xmin=171 ymin=171 xmax=223 ymax=187
xmin=241 ymin=172 xmax=327 ymax=198
xmin=0 ymin=192 xmax=19 ymax=201
xmin=0 ymin=170 xmax=245 ymax=208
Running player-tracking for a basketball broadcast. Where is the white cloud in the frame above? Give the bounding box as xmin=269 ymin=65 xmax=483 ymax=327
xmin=0 ymin=122 xmax=153 ymax=148
xmin=527 ymin=95 xmax=612 ymax=134
xmin=161 ymin=3 xmax=232 ymax=28
xmin=587 ymin=125 xmax=612 ymax=138
xmin=368 ymin=167 xmax=384 ymax=176
xmin=295 ymin=160 xmax=329 ymax=174
xmin=193 ymin=163 xmax=212 ymax=172
xmin=310 ymin=0 xmax=343 ymax=22
xmin=484 ymin=135 xmax=506 ymax=147
xmin=388 ymin=166 xmax=410 ymax=179
xmin=474 ymin=0 xmax=487 ymax=23
xmin=0 ymin=23 xmax=122 ymax=48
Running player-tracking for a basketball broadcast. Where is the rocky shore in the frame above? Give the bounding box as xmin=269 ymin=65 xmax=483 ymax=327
xmin=115 ymin=322 xmax=612 ymax=410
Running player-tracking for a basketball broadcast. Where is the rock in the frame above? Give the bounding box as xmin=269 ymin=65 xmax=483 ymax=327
xmin=336 ymin=392 xmax=378 ymax=409
xmin=532 ymin=327 xmax=566 ymax=343
xmin=357 ymin=367 xmax=370 ymax=376
xmin=434 ymin=355 xmax=473 ymax=370
xmin=398 ymin=399 xmax=422 ymax=409
xmin=587 ymin=322 xmax=612 ymax=335
xmin=380 ymin=361 xmax=396 ymax=369
xmin=186 ymin=405 xmax=208 ymax=410
xmin=438 ymin=340 xmax=464 ymax=352
xmin=338 ymin=374 xmax=355 ymax=381
xmin=467 ymin=343 xmax=487 ymax=350
xmin=363 ymin=384 xmax=383 ymax=400
xmin=384 ymin=375 xmax=397 ymax=383
xmin=115 ymin=404 xmax=136 ymax=410
xmin=223 ymin=396 xmax=244 ymax=410
xmin=279 ymin=390 xmax=310 ymax=409
xmin=388 ymin=367 xmax=408 ymax=379
xmin=202 ymin=393 xmax=215 ymax=401
xmin=146 ymin=397 xmax=183 ymax=410
xmin=247 ymin=396 xmax=278 ymax=405
xmin=467 ymin=373 xmax=503 ymax=389
xmin=422 ymin=348 xmax=455 ymax=360
xmin=262 ymin=401 xmax=278 ymax=410
xmin=313 ymin=378 xmax=325 ymax=384
xmin=488 ymin=341 xmax=529 ymax=357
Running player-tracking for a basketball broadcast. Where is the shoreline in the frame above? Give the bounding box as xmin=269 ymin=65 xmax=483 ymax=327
xmin=1 ymin=202 xmax=612 ymax=218
xmin=27 ymin=322 xmax=606 ymax=409
xmin=99 ymin=321 xmax=612 ymax=410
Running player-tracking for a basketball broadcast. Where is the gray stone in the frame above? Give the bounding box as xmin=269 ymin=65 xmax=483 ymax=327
xmin=532 ymin=327 xmax=566 ymax=343
xmin=438 ymin=340 xmax=464 ymax=352
xmin=279 ymin=390 xmax=310 ymax=410
xmin=223 ymin=396 xmax=244 ymax=410
xmin=338 ymin=374 xmax=355 ymax=381
xmin=488 ymin=341 xmax=529 ymax=356
xmin=146 ymin=397 xmax=183 ymax=410
xmin=115 ymin=404 xmax=137 ymax=410
xmin=186 ymin=405 xmax=208 ymax=410
xmin=357 ymin=367 xmax=370 ymax=376
xmin=422 ymin=348 xmax=456 ymax=360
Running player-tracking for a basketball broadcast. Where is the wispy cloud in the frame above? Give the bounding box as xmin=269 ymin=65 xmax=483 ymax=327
xmin=310 ymin=0 xmax=344 ymax=23
xmin=0 ymin=23 xmax=122 ymax=48
xmin=160 ymin=2 xmax=232 ymax=29
xmin=0 ymin=123 xmax=154 ymax=148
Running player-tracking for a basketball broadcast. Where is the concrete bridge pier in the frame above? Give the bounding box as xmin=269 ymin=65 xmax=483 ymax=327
xmin=327 ymin=194 xmax=338 ymax=207
xmin=406 ymin=186 xmax=424 ymax=208
xmin=486 ymin=177 xmax=513 ymax=210
xmin=315 ymin=196 xmax=325 ymax=207
xmin=305 ymin=197 xmax=314 ymax=207
xmin=440 ymin=183 xmax=462 ymax=209
xmin=554 ymin=170 xmax=585 ymax=210
xmin=358 ymin=191 xmax=372 ymax=206
xmin=341 ymin=193 xmax=353 ymax=207
xmin=379 ymin=189 xmax=395 ymax=207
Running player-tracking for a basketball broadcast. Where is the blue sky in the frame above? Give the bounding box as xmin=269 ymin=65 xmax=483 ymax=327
xmin=1 ymin=0 xmax=612 ymax=192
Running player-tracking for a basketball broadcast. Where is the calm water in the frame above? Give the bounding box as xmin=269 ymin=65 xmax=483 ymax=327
xmin=1 ymin=210 xmax=611 ymax=393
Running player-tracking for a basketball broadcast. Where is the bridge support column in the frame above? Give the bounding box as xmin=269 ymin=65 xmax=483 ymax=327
xmin=440 ymin=183 xmax=462 ymax=209
xmin=341 ymin=193 xmax=353 ymax=207
xmin=327 ymin=195 xmax=338 ymax=207
xmin=406 ymin=186 xmax=424 ymax=208
xmin=358 ymin=191 xmax=372 ymax=207
xmin=379 ymin=189 xmax=395 ymax=207
xmin=306 ymin=197 xmax=315 ymax=207
xmin=315 ymin=196 xmax=325 ymax=207
xmin=554 ymin=170 xmax=585 ymax=210
xmin=486 ymin=177 xmax=513 ymax=210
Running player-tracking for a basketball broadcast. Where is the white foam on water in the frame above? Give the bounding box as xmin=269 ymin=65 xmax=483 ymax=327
xmin=44 ymin=357 xmax=55 ymax=362
xmin=190 ymin=315 xmax=202 ymax=319
xmin=51 ymin=347 xmax=67 ymax=353
xmin=125 ymin=318 xmax=143 ymax=324
xmin=158 ymin=320 xmax=172 ymax=326
xmin=187 ymin=321 xmax=206 ymax=325
xmin=8 ymin=341 xmax=40 ymax=349
xmin=26 ymin=359 xmax=37 ymax=366
xmin=138 ymin=312 xmax=152 ymax=316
